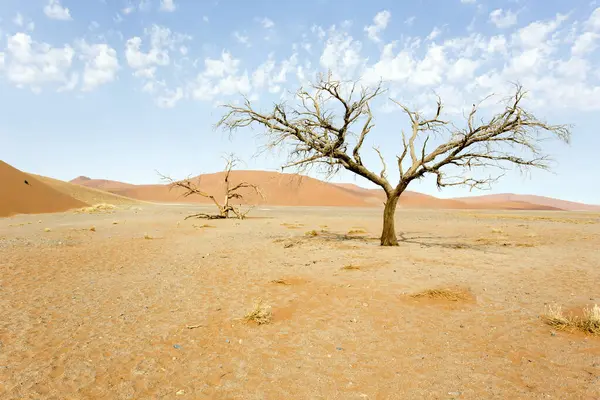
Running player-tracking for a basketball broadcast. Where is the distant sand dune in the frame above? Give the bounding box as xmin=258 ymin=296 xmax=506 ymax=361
xmin=0 ymin=161 xmax=87 ymax=217
xmin=2 ymin=159 xmax=598 ymax=218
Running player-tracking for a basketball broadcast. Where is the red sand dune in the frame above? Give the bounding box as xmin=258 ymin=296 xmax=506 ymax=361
xmin=70 ymin=176 xmax=136 ymax=192
xmin=102 ymin=171 xmax=371 ymax=207
xmin=452 ymin=193 xmax=600 ymax=212
xmin=69 ymin=170 xmax=597 ymax=211
xmin=0 ymin=161 xmax=87 ymax=217
xmin=3 ymin=161 xmax=594 ymax=219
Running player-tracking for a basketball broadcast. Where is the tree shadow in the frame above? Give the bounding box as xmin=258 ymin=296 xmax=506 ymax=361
xmin=397 ymin=232 xmax=491 ymax=252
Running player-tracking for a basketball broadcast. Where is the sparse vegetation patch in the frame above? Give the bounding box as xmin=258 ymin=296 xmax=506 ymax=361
xmin=543 ymin=304 xmax=600 ymax=335
xmin=411 ymin=288 xmax=471 ymax=302
xmin=244 ymin=299 xmax=272 ymax=325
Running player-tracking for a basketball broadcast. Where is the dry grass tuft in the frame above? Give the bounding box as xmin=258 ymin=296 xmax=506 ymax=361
xmin=411 ymin=288 xmax=471 ymax=302
xmin=244 ymin=299 xmax=272 ymax=325
xmin=89 ymin=226 xmax=96 ymax=232
xmin=271 ymin=279 xmax=290 ymax=285
xmin=347 ymin=229 xmax=367 ymax=235
xmin=77 ymin=203 xmax=116 ymax=214
xmin=193 ymin=224 xmax=215 ymax=228
xmin=305 ymin=230 xmax=319 ymax=237
xmin=282 ymin=222 xmax=303 ymax=229
xmin=466 ymin=213 xmax=598 ymax=225
xmin=341 ymin=265 xmax=360 ymax=271
xmin=543 ymin=304 xmax=600 ymax=335
xmin=514 ymin=243 xmax=535 ymax=248
xmin=491 ymin=228 xmax=504 ymax=234
xmin=143 ymin=233 xmax=153 ymax=240
xmin=43 ymin=228 xmax=51 ymax=233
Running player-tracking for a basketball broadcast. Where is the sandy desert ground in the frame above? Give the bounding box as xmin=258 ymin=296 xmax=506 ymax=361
xmin=1 ymin=204 xmax=599 ymax=399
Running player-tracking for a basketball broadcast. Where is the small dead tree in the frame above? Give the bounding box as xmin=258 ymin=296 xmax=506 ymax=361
xmin=217 ymin=73 xmax=571 ymax=246
xmin=159 ymin=155 xmax=263 ymax=220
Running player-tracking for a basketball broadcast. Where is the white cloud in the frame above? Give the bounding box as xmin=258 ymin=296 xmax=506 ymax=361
xmin=412 ymin=44 xmax=446 ymax=86
xmin=125 ymin=25 xmax=189 ymax=70
xmin=513 ymin=13 xmax=568 ymax=49
xmin=157 ymin=87 xmax=183 ymax=108
xmin=426 ymin=27 xmax=442 ymax=41
xmin=447 ymin=58 xmax=480 ymax=81
xmin=202 ymin=16 xmax=209 ymax=23
xmin=123 ymin=6 xmax=135 ymax=15
xmin=44 ymin=0 xmax=72 ymax=21
xmin=13 ymin=13 xmax=24 ymax=26
xmin=404 ymin=16 xmax=416 ymax=26
xmin=203 ymin=51 xmax=240 ymax=78
xmin=115 ymin=6 xmax=600 ymax=114
xmin=233 ymin=31 xmax=250 ymax=47
xmin=78 ymin=41 xmax=119 ymax=91
xmin=461 ymin=0 xmax=476 ymax=3
xmin=252 ymin=56 xmax=276 ymax=89
xmin=3 ymin=33 xmax=74 ymax=90
xmin=572 ymin=31 xmax=599 ymax=55
xmin=58 ymin=72 xmax=79 ymax=92
xmin=134 ymin=67 xmax=156 ymax=79
xmin=587 ymin=7 xmax=600 ymax=31
xmin=320 ymin=30 xmax=365 ymax=80
xmin=489 ymin=9 xmax=517 ymax=28
xmin=362 ymin=43 xmax=415 ymax=85
xmin=364 ymin=10 xmax=391 ymax=42
xmin=259 ymin=17 xmax=275 ymax=29
xmin=160 ymin=0 xmax=176 ymax=12
xmin=138 ymin=0 xmax=152 ymax=12
xmin=13 ymin=13 xmax=35 ymax=31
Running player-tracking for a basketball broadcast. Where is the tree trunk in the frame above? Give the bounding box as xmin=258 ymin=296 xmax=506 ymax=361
xmin=380 ymin=193 xmax=400 ymax=246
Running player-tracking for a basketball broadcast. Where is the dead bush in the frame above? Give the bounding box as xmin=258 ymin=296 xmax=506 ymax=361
xmin=411 ymin=288 xmax=471 ymax=302
xmin=244 ymin=299 xmax=272 ymax=325
xmin=543 ymin=304 xmax=600 ymax=335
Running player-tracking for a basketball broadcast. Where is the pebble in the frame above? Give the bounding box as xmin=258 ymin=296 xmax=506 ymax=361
xmin=173 ymin=344 xmax=182 ymax=349
xmin=336 ymin=347 xmax=343 ymax=351
xmin=176 ymin=389 xmax=185 ymax=395
xmin=448 ymin=391 xmax=461 ymax=397
xmin=226 ymin=339 xmax=230 ymax=343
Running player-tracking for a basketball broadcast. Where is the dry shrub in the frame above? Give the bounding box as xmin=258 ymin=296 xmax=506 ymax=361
xmin=411 ymin=288 xmax=471 ymax=302
xmin=271 ymin=279 xmax=290 ymax=285
xmin=89 ymin=226 xmax=96 ymax=232
xmin=347 ymin=229 xmax=367 ymax=235
xmin=305 ymin=230 xmax=319 ymax=237
xmin=143 ymin=233 xmax=153 ymax=240
xmin=514 ymin=243 xmax=535 ymax=248
xmin=244 ymin=299 xmax=272 ymax=325
xmin=466 ymin=213 xmax=598 ymax=225
xmin=44 ymin=228 xmax=51 ymax=233
xmin=491 ymin=228 xmax=504 ymax=234
xmin=543 ymin=304 xmax=600 ymax=335
xmin=77 ymin=203 xmax=116 ymax=214
xmin=341 ymin=265 xmax=360 ymax=271
xmin=282 ymin=222 xmax=303 ymax=229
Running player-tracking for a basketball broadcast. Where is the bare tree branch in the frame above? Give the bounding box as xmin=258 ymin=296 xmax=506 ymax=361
xmin=158 ymin=154 xmax=264 ymax=220
xmin=217 ymin=73 xmax=571 ymax=246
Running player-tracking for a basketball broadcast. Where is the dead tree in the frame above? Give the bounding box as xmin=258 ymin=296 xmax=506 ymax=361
xmin=159 ymin=155 xmax=263 ymax=220
xmin=217 ymin=73 xmax=571 ymax=246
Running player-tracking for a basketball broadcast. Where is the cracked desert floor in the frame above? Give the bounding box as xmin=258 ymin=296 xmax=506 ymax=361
xmin=1 ymin=205 xmax=599 ymax=399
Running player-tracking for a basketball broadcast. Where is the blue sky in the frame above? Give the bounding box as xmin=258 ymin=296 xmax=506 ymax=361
xmin=1 ymin=0 xmax=599 ymax=204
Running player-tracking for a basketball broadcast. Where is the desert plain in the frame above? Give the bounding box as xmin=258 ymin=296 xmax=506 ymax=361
xmin=1 ymin=161 xmax=600 ymax=399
